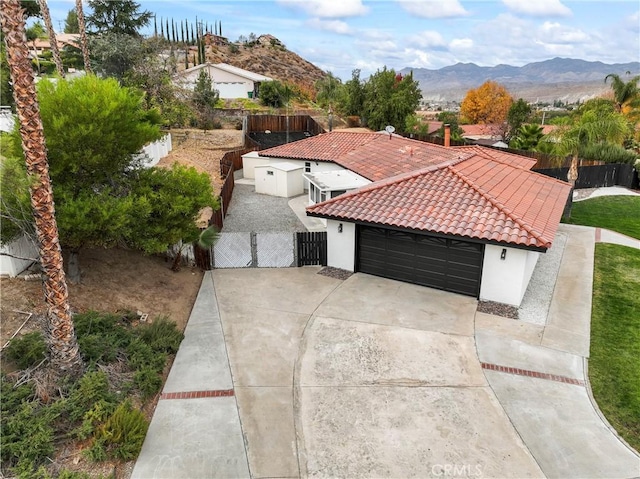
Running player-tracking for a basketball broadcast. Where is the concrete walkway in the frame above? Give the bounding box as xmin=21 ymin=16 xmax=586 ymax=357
xmin=133 ymin=223 xmax=640 ymax=478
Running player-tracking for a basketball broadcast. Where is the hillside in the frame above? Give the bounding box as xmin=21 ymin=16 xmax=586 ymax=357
xmin=179 ymin=34 xmax=326 ymax=95
xmin=401 ymin=57 xmax=640 ymax=103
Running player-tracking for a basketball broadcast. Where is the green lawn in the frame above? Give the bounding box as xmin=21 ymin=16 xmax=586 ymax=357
xmin=589 ymin=243 xmax=640 ymax=452
xmin=565 ymin=196 xmax=640 ymax=240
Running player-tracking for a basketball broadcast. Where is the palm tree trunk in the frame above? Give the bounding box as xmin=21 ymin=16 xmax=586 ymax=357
xmin=38 ymin=0 xmax=65 ymax=77
xmin=1 ymin=0 xmax=82 ymax=373
xmin=75 ymin=0 xmax=91 ymax=73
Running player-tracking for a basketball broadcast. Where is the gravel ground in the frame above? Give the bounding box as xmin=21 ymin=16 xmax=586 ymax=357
xmin=222 ymin=184 xmax=308 ymax=232
xmin=518 ymin=231 xmax=568 ymax=325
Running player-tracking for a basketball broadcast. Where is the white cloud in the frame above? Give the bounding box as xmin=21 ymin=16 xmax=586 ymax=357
xmin=502 ymin=0 xmax=572 ymax=17
xmin=449 ymin=38 xmax=474 ymax=50
xmin=407 ymin=30 xmax=447 ymax=49
xmin=307 ymin=18 xmax=352 ymax=35
xmin=539 ymin=22 xmax=590 ymax=44
xmin=396 ymin=0 xmax=469 ymax=19
xmin=277 ymin=0 xmax=368 ymax=18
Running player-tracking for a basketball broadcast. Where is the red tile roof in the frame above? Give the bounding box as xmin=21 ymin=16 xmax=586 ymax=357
xmin=259 ymin=131 xmax=381 ymax=162
xmin=260 ymin=131 xmax=473 ymax=180
xmin=454 ymin=145 xmax=537 ymax=170
xmin=307 ymin=154 xmax=571 ymax=250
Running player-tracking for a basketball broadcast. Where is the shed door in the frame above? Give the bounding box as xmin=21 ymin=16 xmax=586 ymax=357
xmin=357 ymin=226 xmax=484 ymax=297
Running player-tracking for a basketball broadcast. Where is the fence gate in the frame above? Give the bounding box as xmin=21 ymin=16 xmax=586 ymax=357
xmin=297 ymin=231 xmax=327 ymax=266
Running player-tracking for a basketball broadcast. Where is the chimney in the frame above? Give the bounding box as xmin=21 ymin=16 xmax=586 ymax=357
xmin=444 ymin=124 xmax=451 ymax=148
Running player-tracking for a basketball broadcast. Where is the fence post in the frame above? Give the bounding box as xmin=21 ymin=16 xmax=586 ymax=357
xmin=250 ymin=231 xmax=258 ymax=267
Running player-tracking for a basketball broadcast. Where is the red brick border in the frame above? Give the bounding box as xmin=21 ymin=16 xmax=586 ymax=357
xmin=160 ymin=389 xmax=234 ymax=400
xmin=481 ymin=362 xmax=585 ymax=386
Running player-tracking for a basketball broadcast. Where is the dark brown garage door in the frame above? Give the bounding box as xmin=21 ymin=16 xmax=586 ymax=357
xmin=357 ymin=226 xmax=484 ymax=297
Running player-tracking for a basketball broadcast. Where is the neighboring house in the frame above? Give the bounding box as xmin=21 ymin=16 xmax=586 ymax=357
xmin=243 ymin=131 xmax=571 ymax=306
xmin=27 ymin=33 xmax=79 ymax=58
xmin=173 ymin=62 xmax=272 ymax=99
xmin=461 ymin=124 xmax=504 ymax=142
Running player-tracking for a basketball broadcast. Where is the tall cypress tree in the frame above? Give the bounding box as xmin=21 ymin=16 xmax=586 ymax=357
xmin=153 ymin=15 xmax=157 ymax=37
xmin=160 ymin=17 xmax=164 ymax=38
xmin=165 ymin=18 xmax=169 ymax=41
xmin=171 ymin=18 xmax=176 ymax=43
xmin=180 ymin=20 xmax=185 ymax=44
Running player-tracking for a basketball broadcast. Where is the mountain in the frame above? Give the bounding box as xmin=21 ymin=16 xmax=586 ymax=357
xmin=400 ymin=58 xmax=640 ymax=103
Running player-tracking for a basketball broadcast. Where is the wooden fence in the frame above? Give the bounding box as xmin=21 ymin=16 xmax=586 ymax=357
xmin=535 ymin=163 xmax=638 ymax=189
xmin=246 ymin=114 xmax=325 ymax=137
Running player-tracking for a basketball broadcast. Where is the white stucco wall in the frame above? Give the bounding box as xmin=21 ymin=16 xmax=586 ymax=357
xmin=479 ymin=245 xmax=540 ymax=306
xmin=175 ymin=65 xmax=255 ymax=98
xmin=326 ymin=219 xmax=355 ymax=271
xmin=242 ymin=154 xmax=346 ymax=186
xmin=0 ymin=235 xmax=38 ymax=277
xmin=254 ymin=163 xmax=303 ymax=197
xmin=242 ymin=151 xmax=270 ymax=179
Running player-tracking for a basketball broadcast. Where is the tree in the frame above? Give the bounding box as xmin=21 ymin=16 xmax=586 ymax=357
xmin=460 ymin=80 xmax=513 ymax=125
xmin=86 ymin=0 xmax=152 ymax=36
xmin=509 ymin=124 xmax=544 ymax=151
xmin=37 ymin=0 xmax=65 ymax=77
xmin=506 ymin=98 xmax=532 ymax=141
xmin=25 ymin=20 xmax=46 ymax=41
xmin=260 ymin=80 xmax=292 ymax=108
xmin=63 ymin=8 xmax=79 ymax=33
xmin=192 ymin=69 xmax=220 ymax=129
xmin=605 ymin=73 xmax=640 ymax=115
xmin=550 ymin=100 xmax=630 ymax=195
xmin=4 ymin=74 xmax=217 ymax=281
xmin=88 ymin=32 xmax=144 ymax=80
xmin=341 ymin=69 xmax=365 ymax=117
xmin=436 ymin=111 xmax=464 ymax=140
xmin=361 ymin=67 xmax=422 ymax=132
xmin=315 ymin=72 xmax=344 ymax=112
xmin=0 ymin=0 xmax=82 ymax=372
xmin=75 ymin=0 xmax=91 ymax=72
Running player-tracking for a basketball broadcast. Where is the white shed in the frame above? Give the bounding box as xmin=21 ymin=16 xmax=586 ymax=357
xmin=255 ymin=162 xmax=304 ymax=198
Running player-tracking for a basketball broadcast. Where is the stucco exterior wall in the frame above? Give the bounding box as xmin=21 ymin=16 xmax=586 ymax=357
xmin=326 ymin=219 xmax=356 ymax=271
xmin=0 ymin=235 xmax=38 ymax=277
xmin=241 ymin=154 xmax=345 ymax=186
xmin=479 ymin=245 xmax=540 ymax=306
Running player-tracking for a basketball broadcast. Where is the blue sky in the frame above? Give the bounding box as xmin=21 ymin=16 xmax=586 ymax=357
xmin=44 ymin=0 xmax=640 ymax=80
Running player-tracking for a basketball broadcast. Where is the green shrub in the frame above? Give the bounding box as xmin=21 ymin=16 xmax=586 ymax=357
xmin=94 ymin=401 xmax=148 ymax=461
xmin=4 ymin=331 xmax=47 ymax=369
xmin=126 ymin=338 xmax=167 ymax=372
xmin=66 ymin=371 xmax=117 ymax=422
xmin=134 ymin=366 xmax=163 ymax=399
xmin=137 ymin=316 xmax=183 ymax=354
xmin=74 ymin=311 xmax=134 ymax=364
xmin=2 ymin=401 xmax=57 ymax=468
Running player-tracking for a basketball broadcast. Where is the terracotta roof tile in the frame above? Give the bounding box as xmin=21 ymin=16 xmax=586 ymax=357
xmin=307 ymin=153 xmax=571 ymax=250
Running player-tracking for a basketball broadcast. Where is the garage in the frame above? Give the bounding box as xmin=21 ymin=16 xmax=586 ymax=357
xmin=357 ymin=226 xmax=484 ymax=297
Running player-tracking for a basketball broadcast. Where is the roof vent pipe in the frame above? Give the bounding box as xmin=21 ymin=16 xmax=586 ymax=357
xmin=444 ymin=124 xmax=451 ymax=148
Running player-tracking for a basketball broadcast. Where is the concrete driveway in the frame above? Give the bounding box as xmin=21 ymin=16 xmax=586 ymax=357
xmin=133 ymin=225 xmax=639 ymax=478
xmin=214 ymin=269 xmax=543 ymax=478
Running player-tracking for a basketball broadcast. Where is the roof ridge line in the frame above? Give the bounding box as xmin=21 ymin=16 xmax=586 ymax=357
xmin=447 ymin=164 xmax=549 ymax=247
xmin=308 ymin=155 xmax=472 ymax=211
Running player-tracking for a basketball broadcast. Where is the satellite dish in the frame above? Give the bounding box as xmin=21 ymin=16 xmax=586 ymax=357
xmin=385 ymin=125 xmax=395 ymax=139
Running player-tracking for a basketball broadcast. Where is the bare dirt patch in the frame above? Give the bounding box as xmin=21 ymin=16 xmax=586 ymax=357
xmin=1 ymin=248 xmax=204 ymax=347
